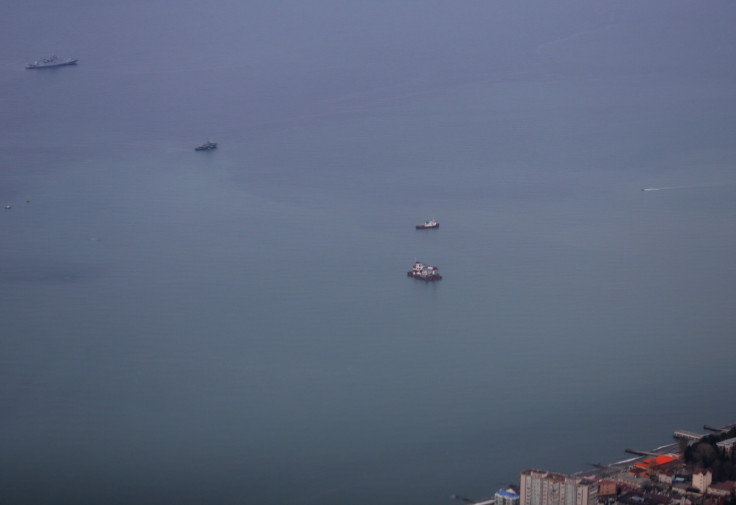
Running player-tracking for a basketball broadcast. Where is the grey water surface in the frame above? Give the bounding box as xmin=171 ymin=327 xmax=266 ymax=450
xmin=1 ymin=2 xmax=735 ymax=504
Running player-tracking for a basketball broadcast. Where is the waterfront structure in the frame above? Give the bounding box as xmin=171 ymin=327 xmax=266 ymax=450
xmin=520 ymin=469 xmax=597 ymax=505
xmin=631 ymin=453 xmax=680 ymax=480
xmin=673 ymin=430 xmax=704 ymax=442
xmin=495 ymin=488 xmax=520 ymax=505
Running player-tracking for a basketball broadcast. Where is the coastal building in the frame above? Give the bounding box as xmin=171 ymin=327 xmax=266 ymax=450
xmin=692 ymin=469 xmax=712 ymax=493
xmin=597 ymin=480 xmax=617 ymax=499
xmin=707 ymin=480 xmax=736 ymax=497
xmin=612 ymin=471 xmax=649 ymax=489
xmin=632 ymin=454 xmax=680 ymax=480
xmin=656 ymin=470 xmax=674 ymax=485
xmin=495 ymin=488 xmax=520 ymax=505
xmin=520 ymin=469 xmax=598 ymax=505
xmin=715 ymin=437 xmax=736 ymax=457
xmin=615 ymin=491 xmax=673 ymax=505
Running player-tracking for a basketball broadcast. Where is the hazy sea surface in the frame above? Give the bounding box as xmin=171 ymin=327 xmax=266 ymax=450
xmin=2 ymin=2 xmax=736 ymax=504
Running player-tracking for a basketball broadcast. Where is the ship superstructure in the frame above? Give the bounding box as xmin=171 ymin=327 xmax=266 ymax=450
xmin=407 ymin=261 xmax=442 ymax=281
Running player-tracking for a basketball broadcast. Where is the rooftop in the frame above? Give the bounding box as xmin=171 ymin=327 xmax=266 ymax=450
xmin=634 ymin=454 xmax=679 ymax=469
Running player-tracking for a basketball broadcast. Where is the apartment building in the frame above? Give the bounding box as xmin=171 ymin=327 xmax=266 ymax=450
xmin=520 ymin=469 xmax=598 ymax=505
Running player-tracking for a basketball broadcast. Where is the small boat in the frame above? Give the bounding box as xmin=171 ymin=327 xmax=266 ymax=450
xmin=195 ymin=140 xmax=217 ymax=151
xmin=4 ymin=205 xmax=11 ymax=210
xmin=416 ymin=219 xmax=439 ymax=229
xmin=26 ymin=55 xmax=78 ymax=69
xmin=407 ymin=261 xmax=442 ymax=281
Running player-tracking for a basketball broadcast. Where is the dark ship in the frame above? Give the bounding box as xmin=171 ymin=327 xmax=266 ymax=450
xmin=407 ymin=261 xmax=442 ymax=281
xmin=195 ymin=140 xmax=218 ymax=151
xmin=26 ymin=55 xmax=78 ymax=69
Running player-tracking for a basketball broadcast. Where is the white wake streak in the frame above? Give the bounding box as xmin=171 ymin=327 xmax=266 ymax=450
xmin=641 ymin=182 xmax=736 ymax=192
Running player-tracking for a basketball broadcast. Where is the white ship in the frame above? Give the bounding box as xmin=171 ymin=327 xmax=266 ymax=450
xmin=415 ymin=219 xmax=439 ymax=229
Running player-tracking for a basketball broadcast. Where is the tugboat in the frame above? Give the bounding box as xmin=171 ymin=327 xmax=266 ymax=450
xmin=407 ymin=261 xmax=442 ymax=281
xmin=195 ymin=140 xmax=217 ymax=151
xmin=26 ymin=55 xmax=78 ymax=69
xmin=415 ymin=219 xmax=439 ymax=229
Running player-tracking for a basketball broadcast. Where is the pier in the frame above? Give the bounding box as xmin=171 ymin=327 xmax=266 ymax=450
xmin=673 ymin=430 xmax=704 ymax=441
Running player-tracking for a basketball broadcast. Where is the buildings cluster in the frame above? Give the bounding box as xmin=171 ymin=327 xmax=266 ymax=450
xmin=482 ymin=435 xmax=736 ymax=505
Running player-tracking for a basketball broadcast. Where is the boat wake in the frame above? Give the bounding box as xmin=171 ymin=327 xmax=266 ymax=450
xmin=641 ymin=182 xmax=736 ymax=192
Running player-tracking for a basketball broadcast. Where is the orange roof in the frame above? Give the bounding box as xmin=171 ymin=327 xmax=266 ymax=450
xmin=634 ymin=454 xmax=679 ymax=469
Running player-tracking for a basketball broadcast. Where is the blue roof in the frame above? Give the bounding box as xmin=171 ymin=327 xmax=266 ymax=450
xmin=496 ymin=490 xmax=519 ymax=498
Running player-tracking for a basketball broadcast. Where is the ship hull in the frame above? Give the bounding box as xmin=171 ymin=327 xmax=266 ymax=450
xmin=195 ymin=141 xmax=218 ymax=151
xmin=26 ymin=59 xmax=78 ymax=69
xmin=407 ymin=271 xmax=442 ymax=281
xmin=407 ymin=260 xmax=442 ymax=281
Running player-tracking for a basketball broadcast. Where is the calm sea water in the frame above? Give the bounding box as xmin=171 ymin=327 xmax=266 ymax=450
xmin=1 ymin=2 xmax=735 ymax=504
